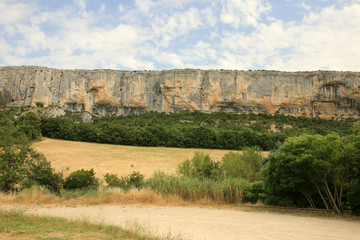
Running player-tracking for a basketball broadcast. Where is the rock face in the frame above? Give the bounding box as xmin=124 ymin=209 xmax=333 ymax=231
xmin=1 ymin=66 xmax=360 ymax=118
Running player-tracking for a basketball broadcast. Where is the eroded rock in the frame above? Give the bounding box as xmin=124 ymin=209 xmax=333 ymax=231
xmin=1 ymin=66 xmax=359 ymax=118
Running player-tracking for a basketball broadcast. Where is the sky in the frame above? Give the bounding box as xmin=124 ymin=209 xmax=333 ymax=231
xmin=0 ymin=0 xmax=359 ymax=71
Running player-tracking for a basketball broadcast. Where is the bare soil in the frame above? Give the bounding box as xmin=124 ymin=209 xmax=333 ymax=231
xmin=3 ymin=205 xmax=359 ymax=240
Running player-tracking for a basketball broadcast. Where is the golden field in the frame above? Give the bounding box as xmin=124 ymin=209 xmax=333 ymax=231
xmin=32 ymin=138 xmax=268 ymax=179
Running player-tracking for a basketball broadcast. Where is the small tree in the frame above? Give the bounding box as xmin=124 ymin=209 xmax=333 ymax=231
xmin=0 ymin=146 xmax=63 ymax=193
xmin=222 ymin=147 xmax=263 ymax=182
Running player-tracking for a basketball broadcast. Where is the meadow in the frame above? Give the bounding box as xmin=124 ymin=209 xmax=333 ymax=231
xmin=32 ymin=138 xmax=268 ymax=179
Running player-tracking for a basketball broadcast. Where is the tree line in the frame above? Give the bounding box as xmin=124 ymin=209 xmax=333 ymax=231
xmin=40 ymin=111 xmax=355 ymax=151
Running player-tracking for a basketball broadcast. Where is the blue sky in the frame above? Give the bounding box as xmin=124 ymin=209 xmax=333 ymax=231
xmin=0 ymin=0 xmax=359 ymax=71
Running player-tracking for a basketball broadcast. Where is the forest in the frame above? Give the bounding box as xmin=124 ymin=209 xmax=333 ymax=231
xmin=40 ymin=110 xmax=355 ymax=150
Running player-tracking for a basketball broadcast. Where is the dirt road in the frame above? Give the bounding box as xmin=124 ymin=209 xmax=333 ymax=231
xmin=3 ymin=205 xmax=359 ymax=240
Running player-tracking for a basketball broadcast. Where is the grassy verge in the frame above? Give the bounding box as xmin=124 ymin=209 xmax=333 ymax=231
xmin=0 ymin=210 xmax=163 ymax=240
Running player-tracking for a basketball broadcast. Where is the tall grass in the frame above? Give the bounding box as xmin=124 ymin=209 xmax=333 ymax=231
xmin=0 ymin=185 xmax=183 ymax=206
xmin=0 ymin=174 xmax=252 ymax=206
xmin=145 ymin=171 xmax=249 ymax=204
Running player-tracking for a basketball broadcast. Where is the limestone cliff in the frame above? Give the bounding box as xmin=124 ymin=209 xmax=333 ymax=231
xmin=1 ymin=66 xmax=359 ymax=118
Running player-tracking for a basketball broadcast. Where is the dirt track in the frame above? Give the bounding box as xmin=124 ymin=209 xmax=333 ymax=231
xmin=4 ymin=205 xmax=360 ymax=240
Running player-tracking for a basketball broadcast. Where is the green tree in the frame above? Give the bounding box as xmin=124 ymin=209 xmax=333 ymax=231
xmin=347 ymin=134 xmax=360 ymax=215
xmin=263 ymin=134 xmax=357 ymax=214
xmin=222 ymin=147 xmax=263 ymax=182
xmin=18 ymin=112 xmax=42 ymax=141
xmin=0 ymin=146 xmax=63 ymax=193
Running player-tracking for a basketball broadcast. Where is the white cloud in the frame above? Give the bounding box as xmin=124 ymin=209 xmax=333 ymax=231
xmin=201 ymin=7 xmax=218 ymax=27
xmin=135 ymin=0 xmax=155 ymax=13
xmin=300 ymin=1 xmax=311 ymax=11
xmin=267 ymin=3 xmax=360 ymax=70
xmin=155 ymin=52 xmax=186 ymax=68
xmin=220 ymin=0 xmax=271 ymax=28
xmin=215 ymin=2 xmax=360 ymax=71
xmin=0 ymin=0 xmax=34 ymax=25
xmin=0 ymin=0 xmax=359 ymax=71
xmin=150 ymin=7 xmax=204 ymax=47
xmin=74 ymin=0 xmax=86 ymax=11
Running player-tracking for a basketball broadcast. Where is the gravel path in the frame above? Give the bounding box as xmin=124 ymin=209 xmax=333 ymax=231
xmin=2 ymin=205 xmax=360 ymax=240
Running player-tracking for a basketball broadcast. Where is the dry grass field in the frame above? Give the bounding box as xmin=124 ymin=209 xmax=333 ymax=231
xmin=32 ymin=138 xmax=268 ymax=179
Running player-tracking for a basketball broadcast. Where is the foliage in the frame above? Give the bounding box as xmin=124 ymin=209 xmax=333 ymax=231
xmin=63 ymin=169 xmax=98 ymax=190
xmin=353 ymin=120 xmax=360 ymax=134
xmin=221 ymin=147 xmax=263 ymax=182
xmin=18 ymin=111 xmax=42 ymax=141
xmin=263 ymin=134 xmax=358 ymax=214
xmin=346 ymin=134 xmax=360 ymax=215
xmin=0 ymin=146 xmax=63 ymax=194
xmin=243 ymin=181 xmax=265 ymax=203
xmin=39 ymin=111 xmax=355 ymax=151
xmin=177 ymin=152 xmax=222 ymax=180
xmin=0 ymin=109 xmax=27 ymax=146
xmin=104 ymin=173 xmax=127 ymax=189
xmin=104 ymin=171 xmax=144 ymax=190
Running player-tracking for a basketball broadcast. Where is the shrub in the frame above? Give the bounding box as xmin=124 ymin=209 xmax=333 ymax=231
xmin=104 ymin=173 xmax=127 ymax=189
xmin=104 ymin=171 xmax=144 ymax=190
xmin=0 ymin=146 xmax=63 ymax=194
xmin=127 ymin=171 xmax=144 ymax=188
xmin=63 ymin=169 xmax=98 ymax=190
xmin=221 ymin=147 xmax=263 ymax=182
xmin=243 ymin=181 xmax=265 ymax=203
xmin=177 ymin=152 xmax=222 ymax=180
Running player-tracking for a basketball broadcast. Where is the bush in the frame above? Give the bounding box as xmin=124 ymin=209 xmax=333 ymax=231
xmin=0 ymin=146 xmax=63 ymax=194
xmin=104 ymin=173 xmax=127 ymax=189
xmin=347 ymin=180 xmax=360 ymax=216
xmin=243 ymin=181 xmax=265 ymax=203
xmin=63 ymin=169 xmax=98 ymax=190
xmin=177 ymin=152 xmax=222 ymax=180
xmin=221 ymin=147 xmax=263 ymax=182
xmin=127 ymin=171 xmax=145 ymax=188
xmin=104 ymin=171 xmax=144 ymax=190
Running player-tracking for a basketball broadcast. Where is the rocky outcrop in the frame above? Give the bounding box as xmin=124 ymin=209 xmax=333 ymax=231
xmin=1 ymin=66 xmax=359 ymax=118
